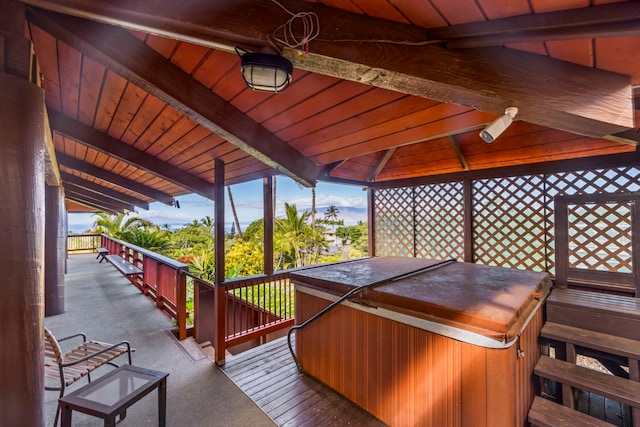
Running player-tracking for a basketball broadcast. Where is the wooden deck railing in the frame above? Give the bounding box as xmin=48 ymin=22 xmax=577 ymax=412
xmin=186 ymin=271 xmax=295 ymax=365
xmin=66 ymin=234 xmax=296 ymax=364
xmin=67 ymin=233 xmax=101 ymax=253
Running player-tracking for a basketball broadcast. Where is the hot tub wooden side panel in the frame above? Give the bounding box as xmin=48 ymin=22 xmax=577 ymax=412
xmin=295 ymin=290 xmax=543 ymax=427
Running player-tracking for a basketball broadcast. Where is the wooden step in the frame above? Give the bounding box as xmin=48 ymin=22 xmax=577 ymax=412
xmin=541 ymin=322 xmax=640 ymax=360
xmin=528 ymin=396 xmax=614 ymax=427
xmin=534 ymin=356 xmax=640 ymax=408
xmin=546 ymin=288 xmax=640 ymax=340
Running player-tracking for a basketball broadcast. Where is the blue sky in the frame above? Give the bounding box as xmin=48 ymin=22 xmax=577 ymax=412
xmin=68 ymin=177 xmax=368 ymax=233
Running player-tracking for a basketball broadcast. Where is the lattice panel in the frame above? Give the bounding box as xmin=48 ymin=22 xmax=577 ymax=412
xmin=373 ymin=166 xmax=640 ymax=277
xmin=414 ymin=182 xmax=464 ymax=260
xmin=567 ymin=202 xmax=632 ymax=273
xmin=473 ymin=175 xmax=548 ymax=271
xmin=545 ymin=166 xmax=640 ymax=273
xmin=374 ymin=187 xmax=415 ymax=257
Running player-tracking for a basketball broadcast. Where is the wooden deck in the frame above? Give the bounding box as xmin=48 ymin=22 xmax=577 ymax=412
xmin=221 ymin=337 xmax=386 ymax=427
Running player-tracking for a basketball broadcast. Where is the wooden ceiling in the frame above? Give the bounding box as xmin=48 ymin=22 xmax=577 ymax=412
xmin=17 ymin=0 xmax=640 ymax=212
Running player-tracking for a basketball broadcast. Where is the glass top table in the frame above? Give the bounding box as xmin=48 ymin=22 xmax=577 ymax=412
xmin=59 ymin=364 xmax=168 ymax=427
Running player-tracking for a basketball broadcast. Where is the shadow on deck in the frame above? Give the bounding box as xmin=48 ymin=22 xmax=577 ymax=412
xmin=222 ymin=337 xmax=387 ymax=427
xmin=50 ymin=254 xmax=384 ymax=426
xmin=45 ymin=254 xmax=274 ymax=427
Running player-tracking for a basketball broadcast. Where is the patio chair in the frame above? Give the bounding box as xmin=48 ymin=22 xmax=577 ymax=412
xmin=44 ymin=327 xmax=132 ymax=427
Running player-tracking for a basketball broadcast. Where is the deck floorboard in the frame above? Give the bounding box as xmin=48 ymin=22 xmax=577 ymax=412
xmin=222 ymin=337 xmax=386 ymax=427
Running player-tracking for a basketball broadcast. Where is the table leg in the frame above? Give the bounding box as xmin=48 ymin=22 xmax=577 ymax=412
xmin=60 ymin=403 xmax=72 ymax=427
xmin=105 ymin=415 xmax=117 ymax=427
xmin=159 ymin=377 xmax=167 ymax=427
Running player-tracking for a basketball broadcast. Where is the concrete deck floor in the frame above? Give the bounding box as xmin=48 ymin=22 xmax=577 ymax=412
xmin=44 ymin=253 xmax=276 ymax=427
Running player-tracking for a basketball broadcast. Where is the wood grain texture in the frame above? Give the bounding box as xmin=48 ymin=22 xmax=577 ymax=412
xmin=295 ymin=289 xmax=544 ymax=426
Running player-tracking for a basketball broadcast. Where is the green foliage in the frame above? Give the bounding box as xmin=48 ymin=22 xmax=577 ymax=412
xmin=336 ymin=225 xmax=363 ymax=245
xmin=119 ymin=229 xmax=170 ymax=252
xmin=188 ymin=249 xmax=216 ymax=282
xmin=350 ymin=221 xmax=369 ymax=256
xmin=243 ymin=219 xmax=264 ymax=242
xmin=92 ymin=212 xmax=154 ymax=238
xmin=171 ymin=221 xmax=213 ymax=251
xmin=231 ymin=282 xmax=294 ymax=318
xmin=225 ymin=240 xmax=264 ymax=277
xmin=274 ymin=203 xmax=327 ymax=269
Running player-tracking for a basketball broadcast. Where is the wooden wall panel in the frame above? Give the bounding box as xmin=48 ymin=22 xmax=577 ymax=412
xmin=295 ymin=290 xmax=544 ymax=427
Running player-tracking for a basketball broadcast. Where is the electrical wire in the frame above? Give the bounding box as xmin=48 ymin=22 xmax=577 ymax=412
xmin=270 ymin=0 xmax=320 ymax=52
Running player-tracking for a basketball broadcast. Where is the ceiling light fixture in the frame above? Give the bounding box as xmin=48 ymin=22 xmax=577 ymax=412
xmin=235 ymin=47 xmax=293 ymax=93
xmin=479 ymin=107 xmax=518 ymax=143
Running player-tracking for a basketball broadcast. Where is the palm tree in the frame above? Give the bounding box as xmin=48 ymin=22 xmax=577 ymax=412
xmin=92 ymin=212 xmax=154 ymax=238
xmin=227 ymin=186 xmax=243 ymax=239
xmin=201 ymin=216 xmax=214 ymax=237
xmin=311 ymin=186 xmax=316 ymax=227
xmin=274 ymin=203 xmax=326 ymax=269
xmin=324 ymin=205 xmax=340 ymax=232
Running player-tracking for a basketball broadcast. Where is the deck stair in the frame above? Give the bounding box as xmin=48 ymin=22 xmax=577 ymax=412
xmin=529 ymin=288 xmax=640 ymax=427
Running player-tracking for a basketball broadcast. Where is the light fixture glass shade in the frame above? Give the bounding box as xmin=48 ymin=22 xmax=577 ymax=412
xmin=237 ymin=50 xmax=293 ymax=93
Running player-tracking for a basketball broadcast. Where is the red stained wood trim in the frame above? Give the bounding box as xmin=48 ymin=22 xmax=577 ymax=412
xmin=427 ymin=2 xmax=640 ymax=42
xmin=56 ymin=151 xmax=175 ymax=204
xmin=27 ymin=8 xmax=318 ymax=186
xmin=60 ymin=171 xmax=148 ymax=209
xmin=49 ymin=109 xmax=214 ymax=198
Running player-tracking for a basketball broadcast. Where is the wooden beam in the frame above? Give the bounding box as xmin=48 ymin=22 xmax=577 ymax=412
xmin=60 ymin=171 xmax=149 ymax=209
xmin=64 ymin=185 xmax=134 ymax=212
xmin=56 ymin=152 xmax=175 ymax=205
xmin=27 ymin=8 xmax=318 ymax=187
xmin=444 ymin=20 xmax=640 ymax=49
xmin=605 ymin=130 xmax=640 ymax=146
xmin=372 ymin=150 xmax=640 ymax=189
xmin=65 ymin=193 xmax=120 ymax=214
xmin=48 ymin=108 xmax=214 ymax=199
xmin=367 ymin=148 xmax=396 ymax=182
xmin=21 ymin=0 xmax=635 ymax=139
xmin=448 ymin=136 xmax=469 ymax=171
xmin=426 ymin=2 xmax=640 ymax=48
xmin=286 ymin=44 xmax=632 ymax=139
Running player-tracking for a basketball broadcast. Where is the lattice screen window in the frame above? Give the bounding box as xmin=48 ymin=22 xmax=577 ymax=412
xmin=374 ymin=187 xmax=415 ymax=257
xmin=545 ymin=166 xmax=640 ymax=273
xmin=414 ymin=182 xmax=464 ymax=260
xmin=473 ymin=175 xmax=547 ymax=271
xmin=567 ymin=202 xmax=633 ymax=273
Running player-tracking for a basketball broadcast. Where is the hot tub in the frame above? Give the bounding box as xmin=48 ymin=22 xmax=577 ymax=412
xmin=290 ymin=256 xmax=551 ymax=427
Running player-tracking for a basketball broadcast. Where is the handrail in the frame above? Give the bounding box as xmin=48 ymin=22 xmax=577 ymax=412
xmin=104 ymin=235 xmax=188 ymax=270
xmin=287 ymin=258 xmax=458 ymax=373
xmin=67 ymin=234 xmax=373 ymax=365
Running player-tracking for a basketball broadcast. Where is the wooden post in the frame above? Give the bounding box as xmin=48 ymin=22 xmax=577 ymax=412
xmin=45 ymin=184 xmax=66 ymax=316
xmin=367 ymin=188 xmax=375 ymax=257
xmin=176 ymin=270 xmax=188 ymax=340
xmin=0 ymin=2 xmax=46 ymax=425
xmin=213 ymin=158 xmax=226 ymax=365
xmin=263 ymin=176 xmax=274 ymax=276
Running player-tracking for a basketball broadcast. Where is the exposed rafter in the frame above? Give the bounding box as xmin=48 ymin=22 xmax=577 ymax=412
xmin=27 ymin=8 xmax=318 ymax=187
xmin=368 ymin=149 xmax=396 ymax=182
xmin=448 ymin=136 xmax=469 ymax=171
xmin=426 ymin=2 xmax=640 ymax=48
xmin=65 ymin=193 xmax=121 ymax=214
xmin=56 ymin=152 xmax=175 ymax=205
xmin=372 ymin=150 xmax=640 ymax=189
xmin=60 ymin=172 xmax=150 ymax=210
xmin=65 ymin=184 xmax=135 ymax=212
xmin=21 ymin=0 xmax=635 ymax=141
xmin=48 ymin=109 xmax=214 ymax=199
